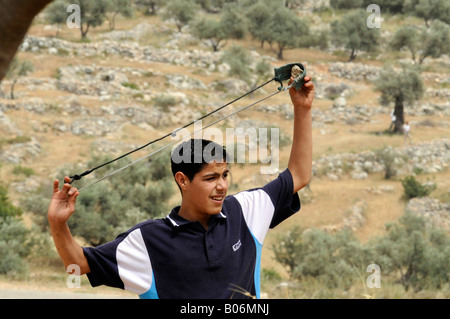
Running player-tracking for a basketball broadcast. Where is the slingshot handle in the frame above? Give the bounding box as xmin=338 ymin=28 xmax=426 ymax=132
xmin=273 ymin=63 xmax=306 ymax=91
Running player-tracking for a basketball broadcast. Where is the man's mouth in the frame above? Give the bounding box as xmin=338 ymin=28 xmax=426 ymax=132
xmin=210 ymin=196 xmax=225 ymax=202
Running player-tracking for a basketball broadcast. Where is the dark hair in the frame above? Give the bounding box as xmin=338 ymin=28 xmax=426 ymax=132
xmin=171 ymin=139 xmax=229 ymax=181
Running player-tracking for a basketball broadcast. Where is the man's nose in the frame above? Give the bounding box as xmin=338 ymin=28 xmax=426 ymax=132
xmin=216 ymin=177 xmax=227 ymax=191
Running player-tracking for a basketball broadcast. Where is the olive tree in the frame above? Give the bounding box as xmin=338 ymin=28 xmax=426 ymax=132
xmin=330 ymin=9 xmax=380 ymax=61
xmin=374 ymin=66 xmax=424 ymax=133
xmin=5 ymin=57 xmax=34 ymax=100
xmin=390 ymin=21 xmax=450 ymax=65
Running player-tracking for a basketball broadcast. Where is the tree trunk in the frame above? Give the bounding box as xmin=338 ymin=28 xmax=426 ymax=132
xmin=0 ymin=0 xmax=53 ymax=82
xmin=10 ymin=79 xmax=17 ymax=100
xmin=348 ymin=48 xmax=357 ymax=62
xmin=272 ymin=43 xmax=284 ymax=60
xmin=109 ymin=12 xmax=118 ymax=31
xmin=81 ymin=23 xmax=90 ymax=39
xmin=277 ymin=49 xmax=284 ymax=60
xmin=393 ymin=96 xmax=405 ymax=133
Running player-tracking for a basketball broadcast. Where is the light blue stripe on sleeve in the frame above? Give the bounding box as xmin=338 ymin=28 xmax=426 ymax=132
xmin=250 ymin=232 xmax=263 ymax=299
xmin=139 ymin=272 xmax=159 ymax=299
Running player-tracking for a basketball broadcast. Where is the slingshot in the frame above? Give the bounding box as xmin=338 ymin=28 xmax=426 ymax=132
xmin=68 ymin=63 xmax=307 ymax=192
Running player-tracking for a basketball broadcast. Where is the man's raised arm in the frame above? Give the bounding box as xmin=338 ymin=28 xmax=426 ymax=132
xmin=47 ymin=176 xmax=90 ymax=275
xmin=287 ymin=73 xmax=314 ymax=194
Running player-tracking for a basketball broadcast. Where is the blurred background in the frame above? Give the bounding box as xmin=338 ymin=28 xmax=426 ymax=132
xmin=0 ymin=0 xmax=449 ymax=298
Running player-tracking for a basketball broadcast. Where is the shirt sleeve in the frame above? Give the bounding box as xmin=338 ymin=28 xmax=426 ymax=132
xmin=83 ymin=227 xmax=155 ymax=295
xmin=83 ymin=237 xmax=124 ymax=289
xmin=232 ymin=168 xmax=300 ymax=245
xmin=263 ymin=168 xmax=301 ymax=229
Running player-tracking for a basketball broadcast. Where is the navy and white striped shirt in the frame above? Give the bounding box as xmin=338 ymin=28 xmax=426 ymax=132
xmin=83 ymin=169 xmax=300 ymax=299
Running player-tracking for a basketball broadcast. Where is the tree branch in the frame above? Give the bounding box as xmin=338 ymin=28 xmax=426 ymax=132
xmin=0 ymin=0 xmax=53 ymax=81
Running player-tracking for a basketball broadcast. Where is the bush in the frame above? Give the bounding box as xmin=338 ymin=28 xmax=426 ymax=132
xmin=12 ymin=165 xmax=35 ymax=177
xmin=273 ymin=212 xmax=450 ymax=293
xmin=0 ymin=186 xmax=30 ymax=275
xmin=23 ymin=151 xmax=175 ymax=246
xmin=153 ymin=94 xmax=177 ymax=111
xmin=375 ymin=146 xmax=397 ymax=179
xmin=401 ymin=175 xmax=436 ymax=199
xmin=370 ymin=213 xmax=449 ymax=291
xmin=221 ymin=45 xmax=252 ymax=83
xmin=272 ymin=227 xmax=372 ymax=290
xmin=121 ymin=82 xmax=140 ymax=90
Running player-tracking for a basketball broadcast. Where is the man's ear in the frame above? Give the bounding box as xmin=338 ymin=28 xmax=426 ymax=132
xmin=174 ymin=172 xmax=189 ymax=190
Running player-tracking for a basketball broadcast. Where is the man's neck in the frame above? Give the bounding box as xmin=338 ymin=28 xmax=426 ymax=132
xmin=178 ymin=205 xmax=210 ymax=230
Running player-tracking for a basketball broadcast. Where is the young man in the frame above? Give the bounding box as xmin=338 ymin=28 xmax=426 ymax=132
xmin=47 ymin=74 xmax=314 ymax=298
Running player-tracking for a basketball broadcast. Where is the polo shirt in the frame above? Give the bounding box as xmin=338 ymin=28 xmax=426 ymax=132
xmin=82 ymin=168 xmax=300 ymax=299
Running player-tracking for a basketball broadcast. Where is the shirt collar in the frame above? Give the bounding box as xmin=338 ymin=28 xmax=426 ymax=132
xmin=166 ymin=206 xmax=226 ymax=228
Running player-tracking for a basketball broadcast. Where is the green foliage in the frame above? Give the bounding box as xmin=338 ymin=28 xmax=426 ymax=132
xmin=5 ymin=58 xmax=34 ymax=99
xmin=121 ymin=82 xmax=140 ymax=90
xmin=329 ymin=0 xmax=363 ymax=10
xmin=72 ymin=0 xmax=109 ymax=38
xmin=272 ymin=226 xmax=372 ymax=289
xmin=375 ymin=65 xmax=424 ymax=104
xmin=12 ymin=165 xmax=35 ymax=177
xmin=106 ymin=0 xmax=134 ymax=30
xmin=404 ymin=0 xmax=450 ymax=26
xmin=221 ymin=45 xmax=252 ymax=83
xmin=72 ymin=153 xmax=175 ymax=245
xmin=374 ymin=65 xmax=424 ymax=132
xmin=0 ymin=186 xmax=29 ymax=275
xmin=220 ymin=3 xmax=247 ymax=40
xmin=390 ymin=22 xmax=450 ymax=64
xmin=163 ymin=0 xmax=198 ymax=32
xmin=375 ymin=146 xmax=397 ymax=179
xmin=245 ymin=0 xmax=273 ymax=48
xmin=190 ymin=17 xmax=228 ymax=52
xmin=330 ymin=9 xmax=380 ymax=61
xmin=401 ymin=175 xmax=436 ymax=199
xmin=370 ymin=213 xmax=449 ymax=291
xmin=0 ymin=136 xmax=32 ymax=150
xmin=153 ymin=94 xmax=177 ymax=111
xmin=273 ymin=212 xmax=450 ymax=293
xmin=134 ymin=0 xmax=165 ymax=15
xmin=420 ymin=20 xmax=450 ymax=63
xmin=264 ymin=6 xmax=310 ymax=60
xmin=0 ymin=186 xmax=22 ymax=219
xmin=45 ymin=0 xmax=68 ymax=36
xmin=190 ymin=4 xmax=247 ymax=52
xmin=23 ymin=152 xmax=175 ymax=246
xmin=374 ymin=0 xmax=404 ymax=14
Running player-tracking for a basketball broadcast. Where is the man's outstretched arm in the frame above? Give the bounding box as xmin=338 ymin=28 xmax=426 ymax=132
xmin=287 ymin=73 xmax=314 ymax=194
xmin=47 ymin=176 xmax=90 ymax=275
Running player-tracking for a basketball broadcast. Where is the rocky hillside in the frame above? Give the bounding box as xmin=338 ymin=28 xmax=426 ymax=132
xmin=0 ymin=9 xmax=449 ymax=252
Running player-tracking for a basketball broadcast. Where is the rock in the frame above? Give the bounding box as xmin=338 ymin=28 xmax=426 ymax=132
xmin=210 ymin=78 xmax=250 ymax=96
xmin=379 ymin=185 xmax=394 ymax=193
xmin=328 ymin=62 xmax=381 ymax=81
xmin=321 ymin=200 xmax=367 ymax=232
xmin=406 ymin=197 xmax=450 ymax=232
xmin=166 ymin=74 xmax=207 ymax=90
xmin=70 ymin=118 xmax=119 ymax=136
xmin=0 ymin=110 xmax=22 ymax=135
xmin=0 ymin=138 xmax=41 ymax=164
xmin=48 ymin=47 xmax=58 ymax=55
xmin=10 ymin=176 xmax=45 ymax=193
xmin=333 ymin=96 xmax=346 ymax=108
xmin=313 ymin=138 xmax=449 ymax=180
xmin=351 ymin=170 xmax=368 ymax=180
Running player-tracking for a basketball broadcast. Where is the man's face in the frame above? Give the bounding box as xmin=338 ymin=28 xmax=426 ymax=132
xmin=181 ymin=161 xmax=229 ymax=220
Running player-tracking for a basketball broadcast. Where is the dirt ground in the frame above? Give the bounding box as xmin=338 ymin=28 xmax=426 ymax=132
xmin=0 ymin=288 xmax=136 ymax=299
